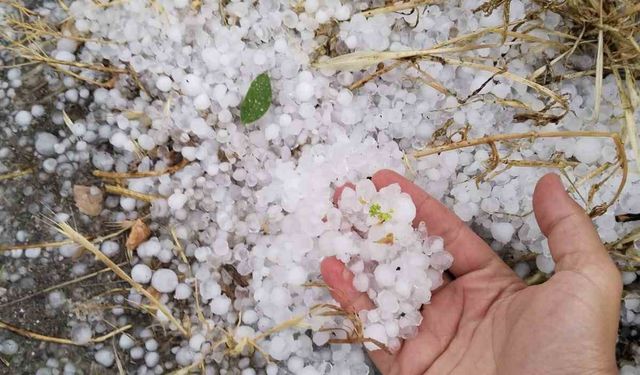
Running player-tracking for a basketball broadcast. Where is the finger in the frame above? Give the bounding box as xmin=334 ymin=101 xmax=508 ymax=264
xmin=321 ymin=256 xmax=375 ymax=312
xmin=333 ymin=182 xmax=355 ymax=205
xmin=372 ymin=169 xmax=508 ymax=277
xmin=533 ymin=173 xmax=621 ymax=286
xmin=320 ymin=257 xmax=395 ymax=371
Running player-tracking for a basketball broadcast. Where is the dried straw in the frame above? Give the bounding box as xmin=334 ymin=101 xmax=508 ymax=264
xmin=413 ymin=130 xmax=627 ymax=217
xmin=0 ymin=168 xmax=33 ymax=182
xmin=359 ymin=0 xmax=441 ymax=18
xmin=54 ymin=221 xmax=189 ymax=337
xmin=0 ymin=320 xmax=131 ymax=346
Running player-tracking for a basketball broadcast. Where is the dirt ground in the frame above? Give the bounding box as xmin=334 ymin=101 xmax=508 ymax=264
xmin=0 ymin=64 xmax=150 ymax=374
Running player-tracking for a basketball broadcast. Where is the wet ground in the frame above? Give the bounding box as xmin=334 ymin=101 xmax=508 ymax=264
xmin=0 ymin=64 xmax=148 ymax=374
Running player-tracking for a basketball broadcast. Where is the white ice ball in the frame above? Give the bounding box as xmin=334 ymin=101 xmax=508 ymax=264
xmin=393 ymin=194 xmax=416 ymax=223
xmin=180 ymin=74 xmax=203 ymax=97
xmin=573 ymin=138 xmax=601 ymax=164
xmin=374 ymin=264 xmax=395 ymax=287
xmin=95 ymin=348 xmax=114 ymax=367
xmin=271 ymin=286 xmax=291 ymax=307
xmin=131 ymin=264 xmax=153 ymax=283
xmin=536 ymin=254 xmax=556 ymax=274
xmin=193 ymin=93 xmax=210 ymax=111
xmin=151 ymin=268 xmax=179 ymax=293
xmin=363 ymin=323 xmax=388 ymax=351
xmin=15 ymin=110 xmax=32 ymax=126
xmin=174 ymin=0 xmax=189 ymax=8
xmin=210 ymin=295 xmax=231 ymax=315
xmin=118 ymin=334 xmax=135 ymax=350
xmin=295 ymin=81 xmax=314 ymax=102
xmin=71 ymin=324 xmax=92 ymax=345
xmin=490 ymin=222 xmax=515 ymax=243
xmin=353 ymin=273 xmax=369 ymax=292
xmin=287 ymin=265 xmax=307 ymax=285
xmin=174 ymin=283 xmax=192 ymax=299
xmin=168 ymin=192 xmax=188 ymax=210
xmin=35 ymin=132 xmax=58 ymax=156
xmin=156 ymin=76 xmax=173 ymax=92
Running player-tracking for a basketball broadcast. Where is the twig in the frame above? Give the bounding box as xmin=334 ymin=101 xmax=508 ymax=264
xmin=413 ymin=131 xmax=627 ymax=217
xmin=413 ymin=131 xmax=616 ymax=157
xmin=349 ymin=60 xmax=406 ymax=90
xmin=591 ymin=0 xmax=605 ymax=122
xmin=0 ymin=320 xmax=131 ymax=346
xmin=613 ymin=67 xmax=640 ymax=174
xmin=92 ymin=324 xmax=132 ymax=343
xmin=410 ymin=62 xmax=457 ymax=97
xmin=314 ymin=44 xmax=500 ymax=70
xmin=502 ymin=158 xmax=578 ymax=168
xmin=359 ymin=0 xmax=440 ymax=17
xmin=113 ymin=340 xmax=126 ymax=375
xmin=608 ymin=227 xmax=640 ymax=251
xmin=0 ymin=168 xmax=33 ymax=182
xmin=475 ymin=141 xmax=499 ymax=183
xmin=93 ymin=159 xmax=189 ymax=179
xmin=104 ymin=185 xmax=162 ymax=202
xmin=0 ymin=224 xmax=130 ymax=252
xmin=610 ymin=251 xmax=640 ymax=264
xmin=315 ymin=51 xmax=567 ymax=109
xmin=0 ymin=263 xmax=126 ymax=308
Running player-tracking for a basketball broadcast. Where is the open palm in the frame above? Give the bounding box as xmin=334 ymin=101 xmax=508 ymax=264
xmin=321 ymin=170 xmax=621 ymax=375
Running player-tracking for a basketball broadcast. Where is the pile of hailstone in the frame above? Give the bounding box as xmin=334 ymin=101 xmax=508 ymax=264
xmin=2 ymin=0 xmax=640 ymax=373
xmin=330 ymin=180 xmax=452 ymax=351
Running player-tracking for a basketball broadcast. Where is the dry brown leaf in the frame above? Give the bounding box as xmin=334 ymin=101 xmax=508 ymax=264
xmin=125 ymin=219 xmax=151 ymax=251
xmin=73 ymin=185 xmax=104 ymax=216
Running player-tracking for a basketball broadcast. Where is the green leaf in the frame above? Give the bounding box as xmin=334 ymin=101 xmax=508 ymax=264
xmin=240 ymin=72 xmax=272 ymax=124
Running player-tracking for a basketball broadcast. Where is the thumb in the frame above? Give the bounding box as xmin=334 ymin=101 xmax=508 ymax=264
xmin=532 ymin=173 xmax=620 ymax=288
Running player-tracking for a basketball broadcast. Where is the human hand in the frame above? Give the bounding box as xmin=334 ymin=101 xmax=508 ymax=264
xmin=321 ymin=170 xmax=622 ymax=375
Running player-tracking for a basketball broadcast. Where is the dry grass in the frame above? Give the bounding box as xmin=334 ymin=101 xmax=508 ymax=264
xmin=171 ymin=302 xmax=390 ymax=374
xmin=607 ymin=225 xmax=640 ymax=266
xmin=529 ymin=0 xmax=640 ymax=172
xmin=93 ymin=159 xmax=190 ymax=180
xmin=314 ymin=303 xmax=392 ymax=353
xmin=312 ymin=0 xmax=639 ymax=219
xmin=0 ymin=220 xmax=132 ymax=253
xmin=359 ymin=0 xmax=442 ymax=18
xmin=413 ymin=130 xmax=627 ymax=217
xmin=1 ymin=2 xmax=127 ymax=88
xmin=0 ymin=320 xmax=131 ymax=346
xmin=0 ymin=168 xmax=33 ymax=182
xmin=104 ymin=184 xmax=163 ymax=203
xmin=313 ymin=25 xmax=570 ymax=116
xmin=53 ymin=221 xmax=189 ymax=337
xmin=0 ymin=263 xmax=126 ymax=309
